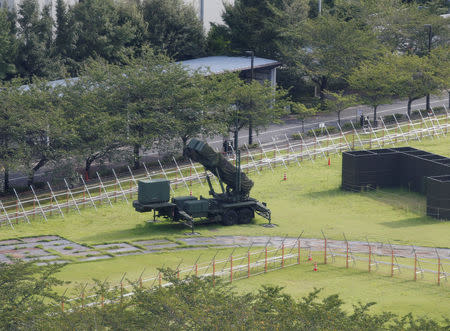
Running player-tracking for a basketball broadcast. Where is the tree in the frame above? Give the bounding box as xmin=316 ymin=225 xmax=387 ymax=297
xmin=0 ymin=9 xmax=17 ymax=80
xmin=141 ymin=0 xmax=206 ymax=60
xmin=0 ymin=261 xmax=64 ymax=329
xmin=348 ymin=56 xmax=397 ymax=126
xmin=323 ymin=90 xmax=357 ymax=125
xmin=217 ymin=0 xmax=310 ymax=58
xmin=281 ymin=14 xmax=384 ymax=98
xmin=291 ymin=102 xmax=317 ymax=132
xmin=15 ymin=0 xmax=63 ymax=79
xmin=59 ymin=72 xmax=127 ymax=179
xmin=0 ymin=81 xmax=29 ymax=193
xmin=19 ymin=80 xmax=76 ymax=185
xmin=70 ymin=0 xmax=146 ymax=67
xmin=229 ymin=78 xmax=290 ymax=145
xmin=390 ymin=54 xmax=443 ymax=116
xmin=429 ymin=46 xmax=450 ymax=108
xmin=54 ymin=0 xmax=73 ymax=59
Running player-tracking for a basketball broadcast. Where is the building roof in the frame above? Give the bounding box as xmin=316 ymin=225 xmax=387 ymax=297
xmin=178 ymin=56 xmax=281 ymax=74
xmin=17 ymin=56 xmax=281 ymax=91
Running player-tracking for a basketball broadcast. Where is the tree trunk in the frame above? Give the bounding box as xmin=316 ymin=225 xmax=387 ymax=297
xmin=319 ymin=76 xmax=328 ymax=100
xmin=407 ymin=98 xmax=413 ymax=117
xmin=27 ymin=158 xmax=47 ymax=186
xmin=85 ymin=156 xmax=95 ymax=181
xmin=2 ymin=167 xmax=8 ymax=194
xmin=373 ymin=105 xmax=378 ymax=127
xmin=133 ymin=143 xmax=140 ymax=170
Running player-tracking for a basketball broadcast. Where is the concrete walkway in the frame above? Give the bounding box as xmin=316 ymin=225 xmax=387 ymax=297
xmin=1 ymin=235 xmax=448 ymax=266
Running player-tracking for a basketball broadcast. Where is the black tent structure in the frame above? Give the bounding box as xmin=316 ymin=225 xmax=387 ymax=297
xmin=342 ymin=148 xmax=450 ymax=220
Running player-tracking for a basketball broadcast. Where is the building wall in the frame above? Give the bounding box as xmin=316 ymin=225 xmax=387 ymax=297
xmin=186 ymin=0 xmax=233 ymax=31
xmin=1 ymin=0 xmax=232 ymax=31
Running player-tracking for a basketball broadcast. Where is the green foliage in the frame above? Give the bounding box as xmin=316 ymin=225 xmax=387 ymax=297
xmin=1 ymin=263 xmax=448 ymax=330
xmin=141 ymin=0 xmax=206 ymax=60
xmin=323 ymin=90 xmax=358 ymax=124
xmin=0 ymin=261 xmax=64 ymax=330
xmin=70 ymin=0 xmax=146 ymax=67
xmin=15 ymin=0 xmax=64 ymax=79
xmin=218 ymin=0 xmax=310 ymax=58
xmin=0 ymin=9 xmax=16 ymax=80
xmin=280 ymin=13 xmax=383 ymax=97
xmin=306 ymin=126 xmax=337 ymax=137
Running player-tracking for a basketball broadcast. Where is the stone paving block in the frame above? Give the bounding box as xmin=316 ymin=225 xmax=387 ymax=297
xmin=5 ymin=247 xmax=49 ymax=259
xmin=142 ymin=243 xmax=179 ymax=250
xmin=21 ymin=236 xmax=61 ymax=243
xmin=108 ymin=247 xmax=141 ymax=254
xmin=134 ymin=239 xmax=171 ymax=246
xmin=78 ymin=256 xmax=113 ymax=262
xmin=0 ymin=255 xmax=12 ymax=264
xmin=0 ymin=239 xmax=21 ymax=246
xmin=36 ymin=260 xmax=70 ymax=266
xmin=23 ymin=255 xmax=60 ymax=262
xmin=65 ymin=251 xmax=101 ymax=257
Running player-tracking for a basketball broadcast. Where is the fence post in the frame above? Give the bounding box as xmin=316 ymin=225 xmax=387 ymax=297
xmin=281 ymin=243 xmax=285 ymax=268
xmin=265 ymin=247 xmax=268 ymax=273
xmin=230 ymin=255 xmax=233 ymax=283
xmin=346 ymin=241 xmax=349 ymax=269
xmin=414 ymin=253 xmax=417 ymax=281
xmin=437 ymin=256 xmax=441 ymax=286
xmin=297 ymin=240 xmax=301 ymax=264
xmin=50 ymin=197 xmax=53 ymax=216
xmin=324 ymin=238 xmax=327 ymax=265
xmin=247 ymin=251 xmax=250 ymax=278
xmin=99 ymin=185 xmax=102 ymax=205
xmin=129 ymin=179 xmax=132 ymax=199
xmin=368 ymin=245 xmax=371 ymax=273
xmin=66 ymin=192 xmax=69 ymax=213
xmin=195 ymin=263 xmax=198 ymax=277
xmin=391 ymin=248 xmax=394 ymax=277
xmin=61 ymin=298 xmax=64 ymax=312
xmin=33 ymin=199 xmax=36 ymax=219
xmin=212 ymin=259 xmax=216 ymax=287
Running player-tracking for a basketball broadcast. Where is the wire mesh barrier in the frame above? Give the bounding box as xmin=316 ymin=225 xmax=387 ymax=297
xmin=1 ymin=106 xmax=449 ymax=227
xmin=60 ymin=236 xmax=449 ymax=311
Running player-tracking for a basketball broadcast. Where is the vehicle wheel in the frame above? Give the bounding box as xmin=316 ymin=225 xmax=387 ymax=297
xmin=222 ymin=210 xmax=238 ymax=226
xmin=238 ymin=208 xmax=254 ymax=224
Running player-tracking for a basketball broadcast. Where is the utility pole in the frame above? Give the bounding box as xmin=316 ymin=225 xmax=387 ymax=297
xmin=424 ymin=24 xmax=432 ymax=111
xmin=245 ymin=50 xmax=254 ymax=145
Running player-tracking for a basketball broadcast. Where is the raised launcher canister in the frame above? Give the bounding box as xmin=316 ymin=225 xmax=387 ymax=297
xmin=133 ymin=139 xmax=272 ymax=230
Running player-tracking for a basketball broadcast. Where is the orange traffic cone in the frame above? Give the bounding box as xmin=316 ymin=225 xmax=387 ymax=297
xmin=328 ymin=158 xmax=331 ymax=166
xmin=313 ymin=262 xmax=318 ymax=272
xmin=283 ymin=173 xmax=287 ymax=181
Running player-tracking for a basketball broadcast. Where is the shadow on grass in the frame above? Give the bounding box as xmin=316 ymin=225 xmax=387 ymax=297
xmin=304 ymin=187 xmax=347 ymax=198
xmin=380 ymin=217 xmax=443 ymax=228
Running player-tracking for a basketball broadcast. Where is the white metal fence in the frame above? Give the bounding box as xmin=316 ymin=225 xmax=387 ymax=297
xmin=1 ymin=106 xmax=449 ymax=228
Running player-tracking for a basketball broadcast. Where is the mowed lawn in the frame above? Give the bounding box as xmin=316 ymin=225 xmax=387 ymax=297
xmin=1 ymin=135 xmax=449 ymax=320
xmin=1 ymin=135 xmax=449 ymax=247
xmin=55 ymin=247 xmax=450 ymax=321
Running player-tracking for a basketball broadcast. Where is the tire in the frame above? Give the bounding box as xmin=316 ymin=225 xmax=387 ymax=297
xmin=238 ymin=208 xmax=254 ymax=224
xmin=222 ymin=210 xmax=238 ymax=226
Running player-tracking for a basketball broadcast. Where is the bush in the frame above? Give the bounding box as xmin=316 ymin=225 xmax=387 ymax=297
xmin=341 ymin=122 xmax=361 ymax=131
xmin=306 ymin=126 xmax=337 ymax=138
xmin=383 ymin=113 xmax=404 ymax=124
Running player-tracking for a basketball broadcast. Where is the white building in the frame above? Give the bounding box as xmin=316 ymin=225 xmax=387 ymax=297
xmin=1 ymin=0 xmax=232 ymax=31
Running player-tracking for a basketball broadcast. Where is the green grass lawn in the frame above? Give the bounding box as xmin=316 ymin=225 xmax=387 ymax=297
xmin=1 ymin=135 xmax=449 ymax=247
xmin=2 ymin=134 xmax=450 ymax=319
xmin=55 ymin=246 xmax=449 ymax=321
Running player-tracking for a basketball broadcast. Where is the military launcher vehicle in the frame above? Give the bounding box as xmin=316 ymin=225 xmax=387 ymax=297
xmin=133 ymin=139 xmax=271 ymax=230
